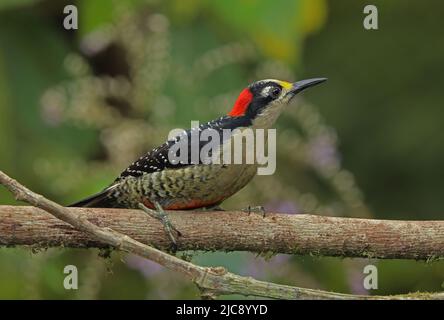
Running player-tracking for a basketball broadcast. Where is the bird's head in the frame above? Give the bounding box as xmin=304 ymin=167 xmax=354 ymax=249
xmin=228 ymin=78 xmax=327 ymax=128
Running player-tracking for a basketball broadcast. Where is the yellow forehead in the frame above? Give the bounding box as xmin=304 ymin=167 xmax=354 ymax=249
xmin=277 ymin=80 xmax=292 ymax=90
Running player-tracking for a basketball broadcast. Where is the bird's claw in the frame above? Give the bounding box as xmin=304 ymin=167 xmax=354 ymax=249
xmin=138 ymin=202 xmax=181 ymax=251
xmin=242 ymin=205 xmax=266 ymax=217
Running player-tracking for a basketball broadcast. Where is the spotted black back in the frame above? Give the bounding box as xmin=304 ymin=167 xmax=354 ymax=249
xmin=116 ymin=115 xmax=252 ymax=181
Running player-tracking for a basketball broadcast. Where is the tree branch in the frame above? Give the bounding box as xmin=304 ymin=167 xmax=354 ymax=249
xmin=1 ymin=206 xmax=443 ymax=260
xmin=1 ymin=170 xmax=443 ymax=300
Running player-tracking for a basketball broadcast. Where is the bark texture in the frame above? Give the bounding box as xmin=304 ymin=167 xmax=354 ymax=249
xmin=1 ymin=205 xmax=443 ymax=260
xmin=1 ymin=170 xmax=443 ymax=300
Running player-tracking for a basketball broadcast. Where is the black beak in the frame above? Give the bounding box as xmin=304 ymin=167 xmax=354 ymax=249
xmin=288 ymin=78 xmax=327 ymax=96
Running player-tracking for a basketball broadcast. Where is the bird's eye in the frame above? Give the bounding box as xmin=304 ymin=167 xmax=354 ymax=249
xmin=269 ymin=87 xmax=281 ymax=99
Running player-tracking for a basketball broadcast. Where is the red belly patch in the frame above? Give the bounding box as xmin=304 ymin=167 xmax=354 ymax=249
xmin=141 ymin=197 xmax=223 ymax=210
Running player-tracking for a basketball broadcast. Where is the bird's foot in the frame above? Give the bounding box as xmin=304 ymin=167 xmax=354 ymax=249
xmin=138 ymin=202 xmax=182 ymax=252
xmin=242 ymin=205 xmax=266 ymax=218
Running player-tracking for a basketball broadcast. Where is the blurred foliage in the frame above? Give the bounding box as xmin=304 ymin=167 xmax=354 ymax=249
xmin=0 ymin=0 xmax=443 ymax=299
xmin=0 ymin=0 xmax=41 ymax=11
xmin=303 ymin=0 xmax=444 ymax=219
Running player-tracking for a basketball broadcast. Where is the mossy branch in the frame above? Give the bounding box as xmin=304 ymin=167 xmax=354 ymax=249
xmin=1 ymin=207 xmax=444 ymax=260
xmin=1 ymin=170 xmax=443 ymax=300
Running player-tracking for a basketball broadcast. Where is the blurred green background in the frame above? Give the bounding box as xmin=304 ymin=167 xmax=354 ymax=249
xmin=0 ymin=0 xmax=443 ymax=299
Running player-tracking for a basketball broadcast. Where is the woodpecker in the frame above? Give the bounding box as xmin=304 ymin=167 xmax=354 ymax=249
xmin=70 ymin=78 xmax=326 ymax=243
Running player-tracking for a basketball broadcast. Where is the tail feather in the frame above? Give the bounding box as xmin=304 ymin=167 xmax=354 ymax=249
xmin=68 ymin=185 xmax=117 ymax=208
